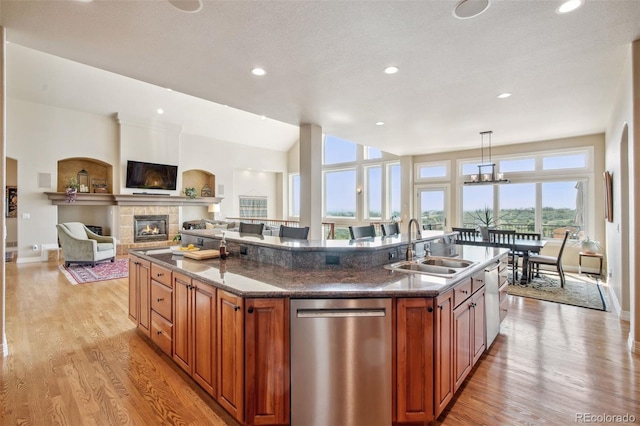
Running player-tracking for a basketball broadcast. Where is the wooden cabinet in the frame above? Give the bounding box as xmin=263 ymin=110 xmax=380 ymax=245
xmin=245 ymin=298 xmax=290 ymax=426
xmin=453 ymin=276 xmax=486 ymax=392
xmin=128 ymin=255 xmax=151 ymax=337
xmin=396 ymin=297 xmax=435 ymax=423
xmin=150 ymin=265 xmax=173 ymax=357
xmin=173 ymin=272 xmax=217 ymax=396
xmin=217 ymin=290 xmax=244 ymax=422
xmin=434 ymin=290 xmax=454 ymax=418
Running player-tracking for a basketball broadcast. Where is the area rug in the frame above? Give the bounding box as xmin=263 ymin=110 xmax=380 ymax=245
xmin=59 ymin=258 xmax=128 ymax=285
xmin=508 ymin=273 xmax=607 ymax=311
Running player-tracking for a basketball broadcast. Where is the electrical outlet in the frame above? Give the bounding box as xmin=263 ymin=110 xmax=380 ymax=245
xmin=32 ymin=244 xmax=38 ymax=251
xmin=389 ymin=252 xmax=396 ymax=260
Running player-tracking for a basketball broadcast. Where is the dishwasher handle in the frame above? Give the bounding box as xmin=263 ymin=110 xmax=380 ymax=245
xmin=297 ymin=308 xmax=386 ymax=318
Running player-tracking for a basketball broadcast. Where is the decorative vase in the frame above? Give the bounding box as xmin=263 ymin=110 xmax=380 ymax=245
xmin=581 ymin=239 xmax=600 ymax=254
xmin=65 ymin=187 xmax=78 ymax=203
xmin=478 ymin=226 xmax=489 ymax=241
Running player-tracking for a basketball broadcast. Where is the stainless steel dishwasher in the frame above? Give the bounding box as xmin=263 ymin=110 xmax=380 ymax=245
xmin=290 ymin=298 xmax=392 ymax=426
xmin=484 ymin=260 xmax=501 ymax=348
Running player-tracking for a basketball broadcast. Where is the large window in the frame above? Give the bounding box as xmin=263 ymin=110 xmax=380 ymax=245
xmin=366 ymin=165 xmax=382 ymax=219
xmin=324 ymin=169 xmax=357 ymax=218
xmin=289 ymin=174 xmax=300 ymax=217
xmin=388 ymin=163 xmax=401 ymax=219
xmin=459 ymin=148 xmax=592 ymax=239
xmin=324 ymin=135 xmax=357 ymax=165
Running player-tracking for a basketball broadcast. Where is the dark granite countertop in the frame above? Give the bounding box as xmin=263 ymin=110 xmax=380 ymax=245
xmin=131 ymin=245 xmax=507 ymax=298
xmin=180 ymin=229 xmax=457 ymax=251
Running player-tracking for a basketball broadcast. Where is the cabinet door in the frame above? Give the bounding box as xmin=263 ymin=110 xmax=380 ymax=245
xmin=173 ymin=272 xmax=192 ymax=374
xmin=217 ymin=290 xmax=244 ymax=423
xmin=472 ymin=289 xmax=486 ymax=365
xmin=128 ymin=257 xmax=139 ymax=324
xmin=396 ymin=298 xmax=435 ymax=423
xmin=245 ymin=298 xmax=289 ymax=426
xmin=192 ymin=279 xmax=216 ymax=397
xmin=453 ymin=301 xmax=472 ymax=392
xmin=434 ymin=291 xmax=454 ymax=418
xmin=138 ymin=259 xmax=151 ymax=337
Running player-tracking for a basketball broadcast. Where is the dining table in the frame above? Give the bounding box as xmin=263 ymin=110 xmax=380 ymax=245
xmin=455 ymin=236 xmax=547 ymax=284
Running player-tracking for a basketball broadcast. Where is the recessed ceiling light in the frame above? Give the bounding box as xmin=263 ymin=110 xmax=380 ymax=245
xmin=384 ymin=66 xmax=399 ymax=75
xmin=251 ymin=67 xmax=266 ymax=76
xmin=497 ymin=93 xmax=512 ymax=99
xmin=168 ymin=0 xmax=203 ymax=13
xmin=157 ymin=108 xmax=164 ymax=115
xmin=453 ymin=0 xmax=491 ymax=19
xmin=556 ymin=0 xmax=584 ymax=14
xmin=376 ymin=121 xmax=385 ymax=126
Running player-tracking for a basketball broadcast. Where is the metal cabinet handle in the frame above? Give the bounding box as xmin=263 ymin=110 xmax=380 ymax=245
xmin=438 ymin=305 xmax=443 ymax=310
xmin=427 ymin=306 xmax=433 ymax=313
xmin=156 ymin=273 xmax=164 ymax=277
xmin=157 ymin=298 xmax=164 ymax=302
xmin=234 ymin=305 xmax=240 ymax=312
xmin=247 ymin=307 xmax=254 ymax=314
xmin=461 ymin=290 xmax=468 ymax=294
xmin=157 ymin=331 xmax=162 ymax=335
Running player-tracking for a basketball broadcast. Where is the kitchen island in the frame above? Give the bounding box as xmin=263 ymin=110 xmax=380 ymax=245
xmin=128 ymin=231 xmax=508 ymax=425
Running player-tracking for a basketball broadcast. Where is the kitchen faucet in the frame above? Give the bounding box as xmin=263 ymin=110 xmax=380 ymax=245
xmin=406 ymin=218 xmax=421 ymax=261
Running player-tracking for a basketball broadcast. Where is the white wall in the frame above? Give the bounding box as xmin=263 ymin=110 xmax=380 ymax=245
xmin=7 ymin=99 xmax=119 ymax=261
xmin=7 ymin=99 xmax=289 ymax=261
xmin=233 ymin=169 xmax=278 ymax=219
xmin=605 ymin=45 xmax=634 ymax=318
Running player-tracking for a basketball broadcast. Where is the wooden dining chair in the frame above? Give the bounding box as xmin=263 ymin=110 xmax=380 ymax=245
xmin=452 ymin=227 xmax=477 ymax=242
xmin=381 ymin=222 xmax=400 ymax=236
xmin=489 ymin=229 xmax=519 ymax=283
xmin=527 ymin=230 xmax=570 ymax=287
xmin=349 ymin=225 xmax=376 ymax=239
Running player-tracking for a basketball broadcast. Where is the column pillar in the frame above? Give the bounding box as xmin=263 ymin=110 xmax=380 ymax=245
xmin=299 ymin=124 xmax=323 ymax=240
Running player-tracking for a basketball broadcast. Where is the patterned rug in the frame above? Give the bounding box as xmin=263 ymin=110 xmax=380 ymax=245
xmin=59 ymin=258 xmax=128 ymax=285
xmin=508 ymin=273 xmax=607 ymax=311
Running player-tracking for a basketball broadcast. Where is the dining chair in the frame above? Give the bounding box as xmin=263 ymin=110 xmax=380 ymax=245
xmin=488 ymin=229 xmax=519 ymax=283
xmin=527 ymin=230 xmax=570 ymax=287
xmin=278 ymin=225 xmax=310 ymax=240
xmin=452 ymin=227 xmax=477 ymax=242
xmin=381 ymin=222 xmax=400 ymax=237
xmin=349 ymin=225 xmax=376 ymax=239
xmin=239 ymin=222 xmax=265 ymax=235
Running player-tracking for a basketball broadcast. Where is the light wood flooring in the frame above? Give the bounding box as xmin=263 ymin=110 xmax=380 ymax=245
xmin=1 ymin=258 xmax=638 ymax=425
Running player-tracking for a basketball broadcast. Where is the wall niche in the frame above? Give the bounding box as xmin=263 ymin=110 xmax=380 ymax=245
xmin=182 ymin=169 xmax=216 ymax=198
xmin=57 ymin=158 xmax=113 ymax=193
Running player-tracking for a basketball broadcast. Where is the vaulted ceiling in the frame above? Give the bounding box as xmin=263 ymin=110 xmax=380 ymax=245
xmin=2 ymin=0 xmax=640 ymax=155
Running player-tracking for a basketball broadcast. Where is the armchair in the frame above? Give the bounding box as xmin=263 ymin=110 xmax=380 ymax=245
xmin=57 ymin=222 xmax=116 ymax=267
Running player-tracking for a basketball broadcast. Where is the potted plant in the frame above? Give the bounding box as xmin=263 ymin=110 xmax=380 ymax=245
xmin=183 ymin=187 xmax=197 ymax=199
xmin=472 ymin=206 xmax=498 ymax=241
xmin=579 ymin=236 xmax=601 ymax=254
xmin=65 ymin=177 xmax=80 ymax=203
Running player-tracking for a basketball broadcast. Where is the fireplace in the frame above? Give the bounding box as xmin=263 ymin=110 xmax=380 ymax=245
xmin=134 ymin=215 xmax=169 ymax=243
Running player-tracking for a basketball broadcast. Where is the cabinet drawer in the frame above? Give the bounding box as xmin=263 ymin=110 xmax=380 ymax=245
xmin=499 ymin=284 xmax=509 ymax=304
xmin=151 ymin=280 xmax=173 ymax=322
xmin=151 ymin=264 xmax=172 ymax=288
xmin=454 ymin=278 xmax=472 ymax=307
xmin=151 ymin=311 xmax=173 ymax=357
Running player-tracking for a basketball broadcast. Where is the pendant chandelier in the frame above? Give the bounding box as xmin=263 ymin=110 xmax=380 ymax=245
xmin=463 ymin=130 xmax=509 ymax=185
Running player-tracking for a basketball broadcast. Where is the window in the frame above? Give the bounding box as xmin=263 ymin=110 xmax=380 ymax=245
xmin=324 ymin=135 xmax=357 ymax=165
xmin=239 ymin=196 xmax=267 ymax=218
xmin=366 ymin=146 xmax=382 ymax=160
xmin=462 ymin=185 xmax=493 ymax=227
xmin=324 ymin=169 xmax=356 ymax=218
xmin=388 ymin=163 xmax=401 ymax=219
xmin=499 ymin=158 xmax=535 ymax=173
xmin=289 ymin=174 xmax=300 ymax=217
xmin=541 ymin=181 xmax=585 ymax=239
xmin=366 ymin=166 xmax=382 ymax=219
xmin=416 ymin=161 xmax=449 ymax=181
xmin=543 ymin=153 xmax=587 ymax=170
xmin=498 ymin=183 xmax=536 ymax=232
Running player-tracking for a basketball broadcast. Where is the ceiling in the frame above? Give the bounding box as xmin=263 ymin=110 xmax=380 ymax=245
xmin=1 ymin=0 xmax=640 ymax=156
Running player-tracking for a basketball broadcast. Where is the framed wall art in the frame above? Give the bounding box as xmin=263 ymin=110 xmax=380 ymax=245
xmin=6 ymin=186 xmax=17 ymax=218
xmin=603 ymin=171 xmax=613 ymax=223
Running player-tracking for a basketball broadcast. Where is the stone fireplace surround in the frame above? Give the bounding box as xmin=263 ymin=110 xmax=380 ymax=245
xmin=118 ymin=206 xmax=179 ymax=254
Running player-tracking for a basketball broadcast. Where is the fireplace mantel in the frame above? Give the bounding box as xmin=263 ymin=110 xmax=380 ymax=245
xmin=45 ymin=192 xmax=223 ymax=206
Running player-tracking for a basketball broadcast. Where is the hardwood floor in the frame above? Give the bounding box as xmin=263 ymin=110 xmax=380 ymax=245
xmin=1 ymin=259 xmax=638 ymax=425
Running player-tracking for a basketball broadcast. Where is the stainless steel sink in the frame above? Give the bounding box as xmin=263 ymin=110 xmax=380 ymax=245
xmin=384 ymin=256 xmax=477 ymax=278
xmin=419 ymin=258 xmax=474 ymax=269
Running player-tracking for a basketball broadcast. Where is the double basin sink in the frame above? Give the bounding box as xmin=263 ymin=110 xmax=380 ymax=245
xmin=384 ymin=256 xmax=477 ymax=279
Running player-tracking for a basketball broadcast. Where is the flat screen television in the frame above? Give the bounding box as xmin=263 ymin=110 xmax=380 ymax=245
xmin=125 ymin=160 xmax=178 ymax=190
